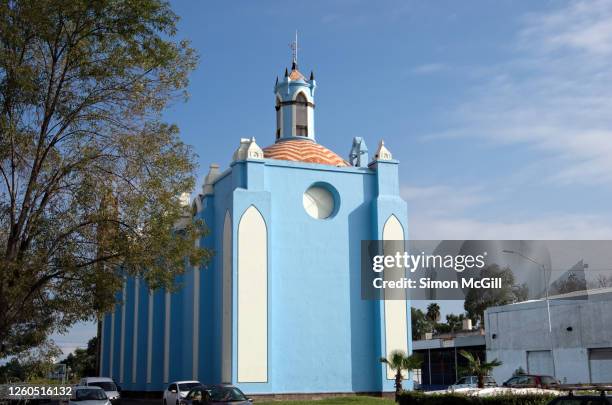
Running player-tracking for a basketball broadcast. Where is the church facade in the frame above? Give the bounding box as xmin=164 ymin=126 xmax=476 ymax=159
xmin=99 ymin=57 xmax=412 ymax=395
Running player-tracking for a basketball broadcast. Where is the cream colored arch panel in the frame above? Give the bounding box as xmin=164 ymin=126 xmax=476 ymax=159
xmin=237 ymin=206 xmax=268 ymax=382
xmin=382 ymin=215 xmax=409 ymax=379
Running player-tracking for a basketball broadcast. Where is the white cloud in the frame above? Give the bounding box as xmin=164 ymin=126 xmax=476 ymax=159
xmin=520 ymin=0 xmax=612 ymax=56
xmin=428 ymin=0 xmax=612 ymax=185
xmin=401 ymin=184 xmax=492 ymax=216
xmin=402 ymin=183 xmax=612 ymax=240
xmin=408 ymin=214 xmax=612 ymax=240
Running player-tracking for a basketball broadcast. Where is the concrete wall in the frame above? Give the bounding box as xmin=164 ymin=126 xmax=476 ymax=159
xmin=485 ymin=292 xmax=612 ymax=385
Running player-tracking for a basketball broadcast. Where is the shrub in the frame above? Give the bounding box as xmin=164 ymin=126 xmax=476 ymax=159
xmin=397 ymin=391 xmax=556 ymax=405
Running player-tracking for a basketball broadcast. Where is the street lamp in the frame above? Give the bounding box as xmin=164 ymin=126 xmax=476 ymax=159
xmin=502 ymin=249 xmax=556 ymax=377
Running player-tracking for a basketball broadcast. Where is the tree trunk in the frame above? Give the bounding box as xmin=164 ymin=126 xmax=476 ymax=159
xmin=394 ymin=370 xmax=403 ymax=402
xmin=477 ymin=374 xmax=484 ymax=389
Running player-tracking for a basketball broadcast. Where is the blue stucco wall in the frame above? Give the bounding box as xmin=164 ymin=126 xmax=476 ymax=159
xmin=99 ymin=150 xmax=411 ymax=394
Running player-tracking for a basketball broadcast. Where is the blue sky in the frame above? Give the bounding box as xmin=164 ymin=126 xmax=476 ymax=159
xmin=53 ymin=0 xmax=612 ymax=356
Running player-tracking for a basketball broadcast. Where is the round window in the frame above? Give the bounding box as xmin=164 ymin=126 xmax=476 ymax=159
xmin=303 ymin=185 xmax=336 ymax=219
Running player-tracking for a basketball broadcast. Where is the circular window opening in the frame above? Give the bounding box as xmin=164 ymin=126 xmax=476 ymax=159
xmin=303 ymin=185 xmax=337 ymax=219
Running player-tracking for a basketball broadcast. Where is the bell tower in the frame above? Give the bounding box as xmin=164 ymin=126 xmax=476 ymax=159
xmin=274 ymin=33 xmax=316 ymax=142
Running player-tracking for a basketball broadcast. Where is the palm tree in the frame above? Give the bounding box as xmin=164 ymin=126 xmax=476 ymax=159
xmin=459 ymin=350 xmax=502 ymax=388
xmin=426 ymin=303 xmax=440 ymax=323
xmin=380 ymin=350 xmax=422 ymax=402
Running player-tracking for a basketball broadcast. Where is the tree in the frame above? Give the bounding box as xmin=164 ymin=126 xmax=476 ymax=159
xmin=550 ymin=272 xmax=586 ymax=295
xmin=410 ymin=307 xmax=431 ymax=340
xmin=61 ymin=336 xmax=97 ymax=379
xmin=379 ymin=350 xmax=422 ymax=402
xmin=464 ymin=265 xmax=528 ymax=328
xmin=591 ymin=273 xmax=612 ymax=289
xmin=459 ymin=350 xmax=502 ymax=389
xmin=0 ymin=357 xmax=26 ymax=382
xmin=446 ymin=313 xmax=466 ymax=332
xmin=426 ymin=302 xmax=440 ymax=323
xmin=433 ymin=322 xmax=451 ymax=335
xmin=0 ymin=339 xmax=61 ymax=382
xmin=0 ymin=0 xmax=211 ymax=357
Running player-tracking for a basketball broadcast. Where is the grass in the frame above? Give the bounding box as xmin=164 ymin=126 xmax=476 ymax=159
xmin=256 ymin=396 xmax=395 ymax=405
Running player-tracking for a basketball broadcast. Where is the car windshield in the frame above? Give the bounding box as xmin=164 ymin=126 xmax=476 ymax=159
xmin=187 ymin=389 xmax=203 ymax=400
xmin=208 ymin=387 xmax=247 ymax=402
xmin=76 ymin=389 xmax=108 ymax=401
xmin=485 ymin=377 xmax=495 ymax=383
xmin=179 ymin=383 xmax=201 ymax=392
xmin=89 ymin=382 xmax=117 ymax=391
xmin=455 ymin=377 xmax=469 ymax=384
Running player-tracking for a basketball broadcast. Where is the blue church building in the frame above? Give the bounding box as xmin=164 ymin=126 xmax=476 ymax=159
xmin=99 ymin=54 xmax=412 ymax=395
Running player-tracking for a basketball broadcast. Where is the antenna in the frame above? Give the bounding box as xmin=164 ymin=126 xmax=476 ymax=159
xmin=290 ymin=30 xmax=299 ymax=65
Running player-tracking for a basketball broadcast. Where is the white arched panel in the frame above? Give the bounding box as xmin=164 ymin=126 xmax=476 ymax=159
xmin=237 ymin=206 xmax=268 ymax=382
xmin=221 ymin=212 xmax=232 ymax=383
xmin=382 ymin=215 xmax=408 ymax=379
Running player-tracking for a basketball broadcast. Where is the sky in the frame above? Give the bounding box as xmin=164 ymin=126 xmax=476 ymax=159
xmin=52 ymin=0 xmax=612 ymax=357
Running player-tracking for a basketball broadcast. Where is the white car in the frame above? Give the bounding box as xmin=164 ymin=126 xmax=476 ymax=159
xmin=69 ymin=386 xmax=110 ymax=405
xmin=163 ymin=381 xmax=201 ymax=405
xmin=78 ymin=377 xmax=121 ymax=404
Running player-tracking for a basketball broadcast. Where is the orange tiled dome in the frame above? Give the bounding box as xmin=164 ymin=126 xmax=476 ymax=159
xmin=263 ymin=139 xmax=349 ymax=167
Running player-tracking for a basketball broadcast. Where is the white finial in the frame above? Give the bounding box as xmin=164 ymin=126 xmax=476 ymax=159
xmin=246 ymin=137 xmax=264 ymax=160
xmin=374 ymin=139 xmax=393 ymax=161
xmin=290 ymin=30 xmax=299 ymax=65
xmin=233 ymin=138 xmax=263 ymax=161
xmin=203 ymin=163 xmax=221 ymax=195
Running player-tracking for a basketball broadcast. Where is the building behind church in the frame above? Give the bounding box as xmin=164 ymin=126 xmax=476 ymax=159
xmin=99 ymin=55 xmax=411 ymax=395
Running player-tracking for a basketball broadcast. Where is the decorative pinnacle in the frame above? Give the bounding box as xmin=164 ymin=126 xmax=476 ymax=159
xmin=310 ymin=71 xmax=314 ymax=81
xmin=284 ymin=67 xmax=288 ymax=77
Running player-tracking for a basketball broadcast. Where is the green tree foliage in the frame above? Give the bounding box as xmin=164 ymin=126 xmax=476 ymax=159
xmin=425 ymin=303 xmax=440 ymax=323
xmin=464 ymin=265 xmax=528 ymax=327
xmin=445 ymin=313 xmax=467 ymax=332
xmin=0 ymin=340 xmax=62 ymax=382
xmin=410 ymin=307 xmax=431 ymax=340
xmin=0 ymin=0 xmax=211 ymax=357
xmin=380 ymin=350 xmax=422 ymax=402
xmin=459 ymin=350 xmax=502 ymax=389
xmin=60 ymin=336 xmax=97 ymax=379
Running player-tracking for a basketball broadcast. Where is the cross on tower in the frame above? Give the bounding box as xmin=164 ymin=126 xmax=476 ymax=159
xmin=290 ymin=30 xmax=299 ymax=65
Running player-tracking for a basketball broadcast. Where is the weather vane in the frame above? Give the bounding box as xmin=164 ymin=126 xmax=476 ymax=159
xmin=290 ymin=30 xmax=299 ymax=65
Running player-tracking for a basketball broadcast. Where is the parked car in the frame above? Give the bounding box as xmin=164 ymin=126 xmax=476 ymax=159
xmin=69 ymin=386 xmax=110 ymax=405
xmin=78 ymin=377 xmax=121 ymax=405
xmin=547 ymin=394 xmax=611 ymax=404
xmin=503 ymin=374 xmax=560 ymax=389
xmin=163 ymin=381 xmax=202 ymax=405
xmin=448 ymin=375 xmax=497 ymax=390
xmin=179 ymin=384 xmax=251 ymax=405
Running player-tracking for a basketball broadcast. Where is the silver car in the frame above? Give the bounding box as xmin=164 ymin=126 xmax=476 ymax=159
xmin=448 ymin=375 xmax=497 ymax=391
xmin=69 ymin=386 xmax=111 ymax=405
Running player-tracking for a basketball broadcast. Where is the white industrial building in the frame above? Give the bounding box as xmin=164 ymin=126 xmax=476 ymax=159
xmin=485 ymin=288 xmax=612 ymax=385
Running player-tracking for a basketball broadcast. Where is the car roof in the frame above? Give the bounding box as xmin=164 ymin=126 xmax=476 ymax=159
xmin=75 ymin=386 xmax=104 ymax=390
xmin=172 ymin=381 xmax=200 ymax=384
xmin=83 ymin=377 xmax=115 ymax=382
